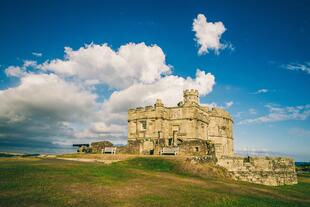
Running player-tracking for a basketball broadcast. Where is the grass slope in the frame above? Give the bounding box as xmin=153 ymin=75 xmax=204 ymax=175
xmin=0 ymin=157 xmax=309 ymax=207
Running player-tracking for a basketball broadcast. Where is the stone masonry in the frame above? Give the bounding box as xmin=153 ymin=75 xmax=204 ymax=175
xmin=128 ymin=89 xmax=233 ymax=157
xmin=127 ymin=89 xmax=298 ymax=186
xmin=217 ymin=156 xmax=298 ymax=186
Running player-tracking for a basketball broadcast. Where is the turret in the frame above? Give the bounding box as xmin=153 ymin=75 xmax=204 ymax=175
xmin=155 ymin=99 xmax=164 ymax=107
xmin=183 ymin=89 xmax=200 ymax=104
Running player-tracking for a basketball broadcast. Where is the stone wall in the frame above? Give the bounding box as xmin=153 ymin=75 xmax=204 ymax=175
xmin=208 ymin=108 xmax=234 ymax=157
xmin=124 ymin=88 xmax=298 ymax=186
xmin=178 ymin=140 xmax=216 ymax=157
xmin=126 ymin=140 xmax=142 ymax=154
xmin=217 ymin=156 xmax=298 ymax=186
xmin=91 ymin=141 xmax=113 ymax=153
xmin=128 ymin=103 xmax=210 ymax=142
xmin=127 ymin=89 xmax=234 ymax=157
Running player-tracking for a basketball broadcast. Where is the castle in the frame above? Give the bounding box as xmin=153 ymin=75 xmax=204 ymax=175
xmin=128 ymin=89 xmax=233 ymax=157
xmin=127 ymin=89 xmax=298 ymax=186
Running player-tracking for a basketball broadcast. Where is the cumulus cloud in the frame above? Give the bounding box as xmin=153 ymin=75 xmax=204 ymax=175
xmin=105 ymin=69 xmax=215 ymax=111
xmin=78 ymin=69 xmax=215 ymax=139
xmin=39 ymin=42 xmax=171 ymax=89
xmin=5 ymin=60 xmax=37 ymax=77
xmin=1 ymin=42 xmax=216 ymax=148
xmin=0 ymin=73 xmax=97 ymax=143
xmin=238 ymin=104 xmax=310 ymax=125
xmin=282 ymin=62 xmax=310 ymax=74
xmin=5 ymin=66 xmax=24 ymax=77
xmin=192 ymin=13 xmax=231 ymax=55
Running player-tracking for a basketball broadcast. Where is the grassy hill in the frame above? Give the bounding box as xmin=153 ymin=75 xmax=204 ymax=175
xmin=0 ymin=157 xmax=309 ymax=207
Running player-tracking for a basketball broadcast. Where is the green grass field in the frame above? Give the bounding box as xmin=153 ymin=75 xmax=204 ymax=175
xmin=0 ymin=157 xmax=309 ymax=207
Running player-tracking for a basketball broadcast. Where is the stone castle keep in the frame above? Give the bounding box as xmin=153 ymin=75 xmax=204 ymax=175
xmin=127 ymin=89 xmax=298 ymax=186
xmin=128 ymin=89 xmax=233 ymax=157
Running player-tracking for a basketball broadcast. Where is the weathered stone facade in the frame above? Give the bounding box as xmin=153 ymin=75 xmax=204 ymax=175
xmin=217 ymin=156 xmax=298 ymax=186
xmin=128 ymin=89 xmax=233 ymax=157
xmin=127 ymin=89 xmax=298 ymax=186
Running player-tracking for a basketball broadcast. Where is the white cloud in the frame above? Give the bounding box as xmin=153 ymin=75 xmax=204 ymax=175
xmin=233 ymin=108 xmax=257 ymax=119
xmin=5 ymin=60 xmax=37 ymax=77
xmin=32 ymin=52 xmax=43 ymax=57
xmin=104 ymin=69 xmax=215 ymax=112
xmin=5 ymin=66 xmax=24 ymax=77
xmin=23 ymin=60 xmax=37 ymax=68
xmin=0 ymin=73 xmax=97 ymax=142
xmin=254 ymin=88 xmax=268 ymax=94
xmin=192 ymin=13 xmax=231 ymax=55
xmin=39 ymin=42 xmax=171 ymax=89
xmin=78 ymin=69 xmax=216 ymax=139
xmin=1 ymin=42 xmax=216 ymax=146
xmin=225 ymin=101 xmax=234 ymax=109
xmin=282 ymin=62 xmax=310 ymax=74
xmin=0 ymin=73 xmax=97 ymax=122
xmin=238 ymin=104 xmax=310 ymax=125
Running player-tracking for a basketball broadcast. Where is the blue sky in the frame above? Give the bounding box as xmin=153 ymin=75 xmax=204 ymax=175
xmin=0 ymin=0 xmax=309 ymax=161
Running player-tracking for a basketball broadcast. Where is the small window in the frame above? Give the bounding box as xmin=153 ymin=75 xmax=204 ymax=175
xmin=195 ymin=147 xmax=199 ymax=152
xmin=139 ymin=121 xmax=147 ymax=130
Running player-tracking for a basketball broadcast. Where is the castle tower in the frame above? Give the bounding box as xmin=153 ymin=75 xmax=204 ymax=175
xmin=183 ymin=89 xmax=200 ymax=104
xmin=154 ymin=99 xmax=164 ymax=108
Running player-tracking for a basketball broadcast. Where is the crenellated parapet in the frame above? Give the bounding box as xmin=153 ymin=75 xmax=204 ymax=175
xmin=209 ymin=108 xmax=233 ymax=121
xmin=127 ymin=89 xmax=234 ymax=157
xmin=125 ymin=89 xmax=298 ymax=186
xmin=183 ymin=89 xmax=200 ymax=104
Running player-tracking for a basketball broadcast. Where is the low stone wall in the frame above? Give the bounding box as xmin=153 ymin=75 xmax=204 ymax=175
xmin=217 ymin=156 xmax=298 ymax=186
xmin=91 ymin=141 xmax=113 ymax=153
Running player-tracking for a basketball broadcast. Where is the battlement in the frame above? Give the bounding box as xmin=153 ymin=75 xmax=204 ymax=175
xmin=210 ymin=107 xmax=232 ymax=120
xmin=135 ymin=106 xmax=155 ymax=112
xmin=183 ymin=89 xmax=200 ymax=104
xmin=155 ymin=99 xmax=164 ymax=107
xmin=183 ymin=89 xmax=199 ymax=96
xmin=126 ymin=89 xmax=297 ymax=186
xmin=129 ymin=99 xmax=165 ymax=114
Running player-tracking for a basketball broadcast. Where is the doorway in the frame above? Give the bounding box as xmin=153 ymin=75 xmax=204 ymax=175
xmin=168 ymin=138 xmax=173 ymax=146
